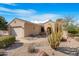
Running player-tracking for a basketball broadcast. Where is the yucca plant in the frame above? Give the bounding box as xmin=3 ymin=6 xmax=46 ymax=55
xmin=48 ymin=20 xmax=63 ymax=49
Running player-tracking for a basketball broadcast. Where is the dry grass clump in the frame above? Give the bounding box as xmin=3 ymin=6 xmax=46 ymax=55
xmin=27 ymin=43 xmax=38 ymax=53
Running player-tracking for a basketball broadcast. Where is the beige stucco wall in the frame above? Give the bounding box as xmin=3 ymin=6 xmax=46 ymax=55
xmin=33 ymin=24 xmax=41 ymax=35
xmin=24 ymin=22 xmax=41 ymax=36
xmin=9 ymin=19 xmax=25 ymax=27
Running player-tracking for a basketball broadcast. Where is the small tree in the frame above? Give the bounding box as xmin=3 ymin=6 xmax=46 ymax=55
xmin=0 ymin=16 xmax=8 ymax=30
xmin=63 ymin=16 xmax=75 ymax=30
xmin=63 ymin=16 xmax=79 ymax=34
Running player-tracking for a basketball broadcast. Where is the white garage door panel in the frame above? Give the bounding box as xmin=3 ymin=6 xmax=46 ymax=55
xmin=11 ymin=28 xmax=24 ymax=38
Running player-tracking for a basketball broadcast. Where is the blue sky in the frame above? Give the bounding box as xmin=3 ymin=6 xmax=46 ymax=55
xmin=0 ymin=3 xmax=79 ymax=23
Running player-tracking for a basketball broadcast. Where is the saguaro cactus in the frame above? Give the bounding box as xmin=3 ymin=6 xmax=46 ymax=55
xmin=48 ymin=19 xmax=63 ymax=49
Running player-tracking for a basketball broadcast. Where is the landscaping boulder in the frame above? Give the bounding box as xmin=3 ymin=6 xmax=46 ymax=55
xmin=61 ymin=31 xmax=68 ymax=42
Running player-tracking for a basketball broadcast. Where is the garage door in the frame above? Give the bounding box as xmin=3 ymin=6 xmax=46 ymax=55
xmin=11 ymin=28 xmax=24 ymax=38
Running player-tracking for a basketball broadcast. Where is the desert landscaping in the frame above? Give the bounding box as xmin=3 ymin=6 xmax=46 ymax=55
xmin=1 ymin=35 xmax=79 ymax=56
xmin=1 ymin=16 xmax=79 ymax=56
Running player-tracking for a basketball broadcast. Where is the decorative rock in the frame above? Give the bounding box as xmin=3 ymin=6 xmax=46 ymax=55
xmin=61 ymin=37 xmax=67 ymax=42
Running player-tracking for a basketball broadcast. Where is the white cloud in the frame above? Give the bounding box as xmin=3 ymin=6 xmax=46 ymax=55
xmin=3 ymin=3 xmax=17 ymax=6
xmin=0 ymin=7 xmax=12 ymax=11
xmin=0 ymin=7 xmax=36 ymax=16
xmin=14 ymin=9 xmax=37 ymax=16
xmin=30 ymin=14 xmax=62 ymax=23
xmin=0 ymin=12 xmax=11 ymax=15
xmin=0 ymin=7 xmax=62 ymax=23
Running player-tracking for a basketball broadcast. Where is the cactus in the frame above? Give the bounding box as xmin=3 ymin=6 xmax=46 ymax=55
xmin=48 ymin=20 xmax=63 ymax=49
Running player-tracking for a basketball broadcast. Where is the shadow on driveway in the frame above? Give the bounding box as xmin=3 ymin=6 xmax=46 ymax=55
xmin=5 ymin=42 xmax=23 ymax=50
xmin=55 ymin=47 xmax=79 ymax=56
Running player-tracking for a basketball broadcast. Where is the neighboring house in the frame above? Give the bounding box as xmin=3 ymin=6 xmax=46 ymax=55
xmin=8 ymin=18 xmax=42 ymax=38
xmin=0 ymin=30 xmax=9 ymax=36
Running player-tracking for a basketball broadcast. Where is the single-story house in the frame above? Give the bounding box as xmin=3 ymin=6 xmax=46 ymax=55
xmin=8 ymin=18 xmax=56 ymax=38
xmin=8 ymin=18 xmax=42 ymax=38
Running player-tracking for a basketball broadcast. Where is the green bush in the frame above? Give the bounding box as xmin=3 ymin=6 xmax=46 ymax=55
xmin=0 ymin=36 xmax=16 ymax=48
xmin=68 ymin=29 xmax=78 ymax=34
xmin=67 ymin=24 xmax=79 ymax=34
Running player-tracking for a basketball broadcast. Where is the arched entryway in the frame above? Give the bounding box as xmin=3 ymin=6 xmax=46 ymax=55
xmin=47 ymin=27 xmax=52 ymax=35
